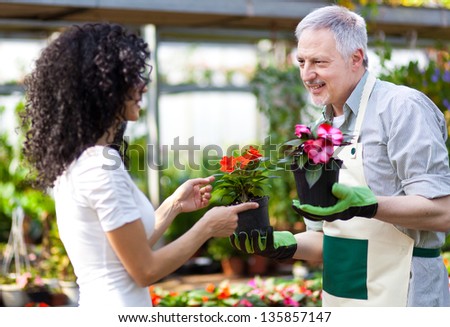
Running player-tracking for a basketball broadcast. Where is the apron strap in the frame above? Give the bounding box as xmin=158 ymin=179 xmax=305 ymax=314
xmin=353 ymin=73 xmax=377 ymax=143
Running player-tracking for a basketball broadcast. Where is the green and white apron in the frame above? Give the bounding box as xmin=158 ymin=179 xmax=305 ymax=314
xmin=322 ymin=74 xmax=415 ymax=306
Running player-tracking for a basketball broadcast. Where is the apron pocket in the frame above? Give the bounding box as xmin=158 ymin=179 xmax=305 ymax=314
xmin=323 ymin=235 xmax=368 ymax=300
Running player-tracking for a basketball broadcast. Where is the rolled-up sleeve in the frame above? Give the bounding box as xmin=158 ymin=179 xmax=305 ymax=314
xmin=386 ymin=91 xmax=450 ymax=198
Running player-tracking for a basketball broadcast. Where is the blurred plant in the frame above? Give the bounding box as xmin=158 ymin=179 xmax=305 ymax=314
xmin=150 ymin=275 xmax=322 ymax=307
xmin=158 ymin=158 xmax=212 ymax=243
xmin=250 ymin=64 xmax=313 ymax=225
xmin=0 ymin=271 xmax=47 ymax=293
xmin=379 ymin=47 xmax=450 ymax=155
xmin=205 ymin=237 xmax=245 ymax=262
xmin=0 ymin=101 xmax=55 ymax=243
xmin=443 ymin=251 xmax=450 ymax=275
xmin=0 ymin=100 xmax=74 ymax=284
xmin=37 ymin=218 xmax=75 ymax=282
xmin=337 ymin=0 xmax=450 ymax=10
xmin=24 ymin=302 xmax=50 ymax=307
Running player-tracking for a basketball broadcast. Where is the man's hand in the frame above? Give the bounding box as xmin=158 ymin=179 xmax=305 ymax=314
xmin=293 ymin=183 xmax=378 ymax=222
xmin=230 ymin=226 xmax=297 ymax=261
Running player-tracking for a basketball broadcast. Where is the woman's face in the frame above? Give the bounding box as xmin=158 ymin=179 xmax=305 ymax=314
xmin=124 ymin=81 xmax=148 ymax=121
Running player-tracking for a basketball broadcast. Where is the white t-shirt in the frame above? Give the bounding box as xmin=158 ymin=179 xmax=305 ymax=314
xmin=53 ymin=146 xmax=155 ymax=307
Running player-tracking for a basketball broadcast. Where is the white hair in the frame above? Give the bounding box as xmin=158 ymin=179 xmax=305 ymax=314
xmin=295 ymin=5 xmax=369 ymax=68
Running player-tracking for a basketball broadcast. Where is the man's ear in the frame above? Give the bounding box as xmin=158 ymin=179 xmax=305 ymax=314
xmin=351 ymin=48 xmax=365 ymax=70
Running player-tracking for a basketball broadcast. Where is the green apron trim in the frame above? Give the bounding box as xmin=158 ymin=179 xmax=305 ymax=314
xmin=412 ymin=247 xmax=440 ymax=258
xmin=323 ymin=235 xmax=368 ymax=300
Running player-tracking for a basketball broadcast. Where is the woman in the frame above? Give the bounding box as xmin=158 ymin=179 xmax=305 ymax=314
xmin=21 ymin=23 xmax=257 ymax=307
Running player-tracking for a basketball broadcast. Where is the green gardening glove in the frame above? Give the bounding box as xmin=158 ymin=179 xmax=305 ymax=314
xmin=230 ymin=226 xmax=297 ymax=261
xmin=292 ymin=183 xmax=378 ymax=222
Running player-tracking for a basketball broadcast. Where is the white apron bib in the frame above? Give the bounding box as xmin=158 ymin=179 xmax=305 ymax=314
xmin=321 ymin=74 xmax=414 ymax=306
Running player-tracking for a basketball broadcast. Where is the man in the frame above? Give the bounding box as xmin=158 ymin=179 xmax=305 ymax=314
xmin=232 ymin=5 xmax=450 ymax=306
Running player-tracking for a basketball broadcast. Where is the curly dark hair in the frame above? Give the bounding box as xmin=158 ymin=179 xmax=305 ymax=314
xmin=21 ymin=23 xmax=151 ymax=189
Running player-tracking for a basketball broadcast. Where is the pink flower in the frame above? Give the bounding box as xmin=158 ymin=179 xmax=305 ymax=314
xmin=16 ymin=272 xmax=31 ymax=289
xmin=303 ymin=138 xmax=334 ymax=164
xmin=247 ymin=279 xmax=257 ymax=287
xmin=317 ymin=123 xmax=343 ymax=146
xmin=295 ymin=124 xmax=311 ymax=138
xmin=238 ymin=299 xmax=254 ymax=307
xmin=283 ymin=297 xmax=300 ymax=307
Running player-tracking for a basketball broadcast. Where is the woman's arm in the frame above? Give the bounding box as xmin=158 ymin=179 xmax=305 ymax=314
xmin=149 ymin=176 xmax=214 ymax=246
xmin=106 ymin=202 xmax=258 ymax=287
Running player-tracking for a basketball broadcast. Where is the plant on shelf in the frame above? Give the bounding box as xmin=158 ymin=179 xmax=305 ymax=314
xmin=0 ymin=271 xmax=50 ymax=307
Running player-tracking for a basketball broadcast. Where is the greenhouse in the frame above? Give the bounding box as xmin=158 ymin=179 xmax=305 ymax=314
xmin=0 ymin=0 xmax=449 ymax=317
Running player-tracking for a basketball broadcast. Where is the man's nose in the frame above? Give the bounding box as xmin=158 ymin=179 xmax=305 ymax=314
xmin=301 ymin=63 xmax=316 ymax=81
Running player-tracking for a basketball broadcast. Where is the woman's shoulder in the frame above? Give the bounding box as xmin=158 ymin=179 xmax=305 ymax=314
xmin=73 ymin=145 xmax=122 ymax=170
xmin=64 ymin=145 xmax=126 ymax=182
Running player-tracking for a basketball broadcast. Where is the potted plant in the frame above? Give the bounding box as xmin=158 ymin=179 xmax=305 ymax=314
xmin=0 ymin=274 xmax=30 ymax=307
xmin=0 ymin=272 xmax=50 ymax=307
xmin=279 ymin=122 xmax=350 ymax=211
xmin=212 ymin=146 xmax=279 ymax=233
xmin=206 ymin=238 xmax=246 ymax=276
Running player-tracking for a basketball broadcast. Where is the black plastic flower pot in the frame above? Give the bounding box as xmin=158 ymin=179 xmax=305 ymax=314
xmin=236 ymin=196 xmax=270 ymax=233
xmin=292 ymin=158 xmax=343 ymax=207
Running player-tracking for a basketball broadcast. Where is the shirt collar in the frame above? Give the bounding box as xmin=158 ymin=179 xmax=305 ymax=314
xmin=345 ymin=70 xmax=369 ymax=117
xmin=321 ymin=70 xmax=369 ymax=123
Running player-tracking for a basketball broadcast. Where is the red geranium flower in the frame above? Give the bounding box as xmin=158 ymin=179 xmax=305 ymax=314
xmin=243 ymin=146 xmax=263 ymax=161
xmin=219 ymin=155 xmax=236 ymax=172
xmin=214 ymin=146 xmax=278 ymax=204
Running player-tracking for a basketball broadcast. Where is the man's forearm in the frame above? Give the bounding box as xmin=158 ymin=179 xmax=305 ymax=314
xmin=293 ymin=230 xmax=324 ymax=262
xmin=375 ymin=194 xmax=450 ymax=232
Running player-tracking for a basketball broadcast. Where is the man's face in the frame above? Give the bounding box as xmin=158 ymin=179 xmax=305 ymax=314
xmin=296 ymin=28 xmax=355 ymax=112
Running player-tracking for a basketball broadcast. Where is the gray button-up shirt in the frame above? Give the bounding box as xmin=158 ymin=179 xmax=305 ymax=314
xmin=306 ymin=71 xmax=450 ymax=306
xmin=316 ymin=71 xmax=450 ymax=249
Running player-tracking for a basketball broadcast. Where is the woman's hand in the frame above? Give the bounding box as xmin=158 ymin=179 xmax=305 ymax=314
xmin=171 ymin=176 xmax=215 ymax=214
xmin=200 ymin=202 xmax=259 ymax=238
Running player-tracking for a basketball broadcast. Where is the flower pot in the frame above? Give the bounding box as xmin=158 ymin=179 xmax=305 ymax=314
xmin=27 ymin=289 xmax=52 ymax=305
xmin=221 ymin=257 xmax=245 ymax=277
xmin=236 ymin=196 xmax=270 ymax=233
xmin=59 ymin=280 xmax=79 ymax=306
xmin=292 ymin=158 xmax=342 ymax=207
xmin=0 ymin=284 xmax=30 ymax=307
xmin=247 ymin=255 xmax=269 ymax=276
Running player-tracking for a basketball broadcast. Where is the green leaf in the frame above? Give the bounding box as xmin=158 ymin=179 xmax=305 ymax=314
xmin=305 ymin=168 xmax=322 ymax=188
xmin=282 ymin=138 xmax=304 ymax=147
xmin=295 ymin=154 xmax=308 ymax=170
